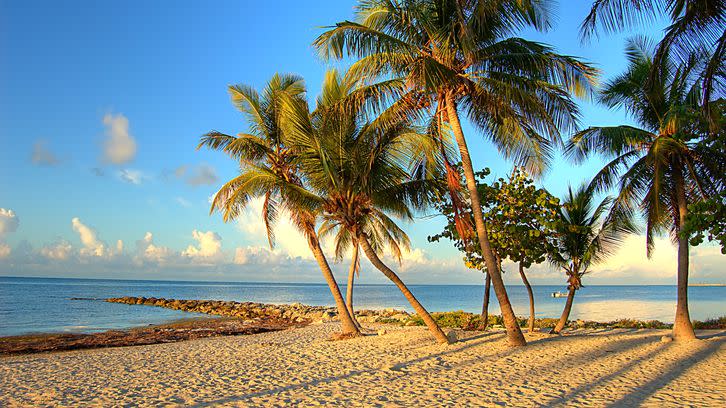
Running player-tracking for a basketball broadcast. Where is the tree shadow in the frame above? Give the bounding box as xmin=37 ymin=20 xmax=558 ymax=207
xmin=188 ymin=329 xmax=720 ymax=407
xmin=545 ymin=338 xmax=666 ymax=406
xmin=605 ymin=341 xmax=722 ymax=407
xmin=543 ymin=334 xmax=723 ymax=407
xmin=697 ymin=330 xmax=726 ymax=340
xmin=189 ymin=330 xmax=503 ymax=407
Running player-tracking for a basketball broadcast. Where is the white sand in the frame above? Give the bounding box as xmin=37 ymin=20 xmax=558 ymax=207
xmin=1 ymin=324 xmax=724 ymax=407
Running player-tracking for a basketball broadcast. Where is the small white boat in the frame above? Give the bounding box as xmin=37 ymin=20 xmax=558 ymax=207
xmin=551 ymin=291 xmax=568 ymax=298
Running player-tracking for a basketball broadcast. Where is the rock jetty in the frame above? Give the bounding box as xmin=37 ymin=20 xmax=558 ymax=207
xmin=106 ymin=297 xmax=414 ymax=324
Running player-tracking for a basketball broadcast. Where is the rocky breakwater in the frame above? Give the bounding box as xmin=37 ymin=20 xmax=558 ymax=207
xmin=106 ymin=297 xmax=414 ymax=325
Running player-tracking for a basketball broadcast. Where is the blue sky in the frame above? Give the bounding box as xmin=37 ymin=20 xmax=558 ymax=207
xmin=0 ymin=0 xmax=722 ymax=284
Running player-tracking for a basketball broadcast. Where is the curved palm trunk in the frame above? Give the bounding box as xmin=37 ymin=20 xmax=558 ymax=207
xmin=307 ymin=236 xmax=361 ymax=336
xmin=345 ymin=244 xmax=362 ymax=329
xmin=445 ymin=94 xmax=526 ymax=346
xmin=551 ymin=287 xmax=576 ymax=334
xmin=519 ymin=263 xmax=535 ymax=333
xmin=673 ymin=180 xmax=697 ymax=340
xmin=481 ymin=272 xmax=491 ymax=330
xmin=359 ymin=237 xmax=450 ymax=344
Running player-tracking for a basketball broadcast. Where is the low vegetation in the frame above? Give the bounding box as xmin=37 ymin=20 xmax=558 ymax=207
xmin=404 ymin=311 xmax=726 ymax=331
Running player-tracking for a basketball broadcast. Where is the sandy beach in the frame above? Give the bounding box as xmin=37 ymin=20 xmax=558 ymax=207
xmin=1 ymin=324 xmax=724 ymax=407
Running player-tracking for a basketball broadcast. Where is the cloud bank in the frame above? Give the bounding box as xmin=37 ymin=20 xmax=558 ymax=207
xmin=0 ymin=208 xmax=723 ymax=285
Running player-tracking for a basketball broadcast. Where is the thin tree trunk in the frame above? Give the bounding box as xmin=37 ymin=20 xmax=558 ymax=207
xmin=673 ymin=178 xmax=697 ymax=340
xmin=551 ymin=287 xmax=576 ymax=334
xmin=444 ymin=94 xmax=526 ymax=346
xmin=519 ymin=263 xmax=535 ymax=333
xmin=308 ymin=236 xmax=360 ymax=336
xmin=481 ymin=272 xmax=491 ymax=330
xmin=346 ymin=244 xmax=362 ymax=329
xmin=359 ymin=236 xmax=451 ymax=344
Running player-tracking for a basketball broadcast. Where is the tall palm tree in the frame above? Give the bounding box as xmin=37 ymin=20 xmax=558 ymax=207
xmin=280 ymin=69 xmax=452 ymax=344
xmin=314 ymin=0 xmax=597 ymax=346
xmin=198 ymin=73 xmax=361 ymax=337
xmin=549 ymin=184 xmax=635 ymax=334
xmin=566 ymin=38 xmax=720 ymax=339
xmin=346 ymin=242 xmax=362 ymax=328
xmin=581 ymin=0 xmax=725 ymax=127
xmin=318 ymin=224 xmax=364 ymax=329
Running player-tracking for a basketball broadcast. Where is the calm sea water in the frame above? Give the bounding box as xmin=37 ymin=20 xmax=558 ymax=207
xmin=1 ymin=276 xmax=724 ymax=336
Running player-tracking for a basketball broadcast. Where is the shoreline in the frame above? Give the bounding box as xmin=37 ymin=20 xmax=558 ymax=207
xmin=2 ymin=297 xmax=723 ymax=356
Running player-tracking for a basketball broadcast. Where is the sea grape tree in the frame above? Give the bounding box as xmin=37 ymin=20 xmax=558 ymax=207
xmin=430 ymin=166 xmax=560 ymax=331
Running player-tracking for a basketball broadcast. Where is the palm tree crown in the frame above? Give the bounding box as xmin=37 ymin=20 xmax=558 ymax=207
xmin=566 ymin=37 xmax=718 ymax=253
xmin=278 ymin=69 xmax=452 ymax=343
xmin=550 ymin=184 xmax=635 ymax=289
xmin=581 ymin=0 xmax=724 ymax=127
xmin=314 ymin=0 xmax=596 ymax=173
xmin=198 ymin=73 xmax=307 ymax=246
xmin=198 ymin=73 xmax=362 ymax=336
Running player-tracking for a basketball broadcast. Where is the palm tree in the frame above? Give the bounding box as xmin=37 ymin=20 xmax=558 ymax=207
xmin=566 ymin=38 xmax=720 ymax=339
xmin=549 ymin=184 xmax=635 ymax=334
xmin=318 ymin=224 xmax=365 ymax=329
xmin=314 ymin=0 xmax=597 ymax=346
xmin=345 ymin=242 xmax=362 ymax=328
xmin=581 ymin=0 xmax=725 ymax=127
xmin=198 ymin=73 xmax=361 ymax=337
xmin=280 ymin=69 xmax=452 ymax=344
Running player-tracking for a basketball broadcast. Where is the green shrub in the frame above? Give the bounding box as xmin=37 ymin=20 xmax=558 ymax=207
xmin=693 ymin=316 xmax=726 ymax=329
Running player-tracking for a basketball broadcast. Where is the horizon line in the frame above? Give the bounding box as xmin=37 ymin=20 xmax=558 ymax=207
xmin=2 ymin=275 xmax=723 ymax=287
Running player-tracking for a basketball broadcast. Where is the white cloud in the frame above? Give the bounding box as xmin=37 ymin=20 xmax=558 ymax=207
xmin=0 ymin=208 xmax=19 ymax=258
xmin=0 ymin=243 xmax=10 ymax=259
xmin=593 ymin=235 xmax=678 ymax=282
xmin=0 ymin=208 xmax=19 ymax=237
xmin=71 ymin=217 xmax=113 ymax=257
xmin=118 ymin=169 xmax=145 ymax=185
xmin=236 ymin=197 xmax=311 ymax=259
xmin=182 ymin=230 xmax=223 ymax=261
xmin=31 ymin=140 xmax=60 ymax=166
xmin=102 ymin=112 xmax=137 ymax=164
xmin=40 ymin=240 xmax=73 ymax=260
xmin=135 ymin=232 xmax=173 ymax=264
xmin=233 ymin=245 xmax=296 ymax=265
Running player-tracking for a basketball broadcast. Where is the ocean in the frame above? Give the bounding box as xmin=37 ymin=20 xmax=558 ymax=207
xmin=1 ymin=276 xmax=724 ymax=336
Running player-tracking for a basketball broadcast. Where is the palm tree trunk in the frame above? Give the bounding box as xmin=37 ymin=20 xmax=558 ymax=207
xmin=346 ymin=244 xmax=362 ymax=329
xmin=673 ymin=179 xmax=697 ymax=340
xmin=307 ymin=236 xmax=361 ymax=336
xmin=551 ymin=286 xmax=576 ymax=334
xmin=359 ymin=236 xmax=450 ymax=344
xmin=444 ymin=94 xmax=526 ymax=346
xmin=481 ymin=272 xmax=491 ymax=330
xmin=519 ymin=263 xmax=535 ymax=333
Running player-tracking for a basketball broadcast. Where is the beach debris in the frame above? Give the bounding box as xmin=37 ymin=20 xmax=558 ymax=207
xmin=661 ymin=335 xmax=674 ymax=343
xmin=446 ymin=330 xmax=458 ymax=343
xmin=377 ymin=329 xmax=387 ymax=336
xmin=0 ymin=317 xmax=293 ymax=356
